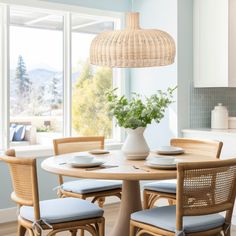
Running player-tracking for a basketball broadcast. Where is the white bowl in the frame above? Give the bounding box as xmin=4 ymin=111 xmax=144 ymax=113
xmin=158 ymin=146 xmax=182 ymax=152
xmin=150 ymin=156 xmax=175 ymax=165
xmin=70 ymin=155 xmax=94 ymax=164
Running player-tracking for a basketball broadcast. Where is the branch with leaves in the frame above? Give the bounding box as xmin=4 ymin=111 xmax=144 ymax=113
xmin=106 ymin=87 xmax=176 ymax=129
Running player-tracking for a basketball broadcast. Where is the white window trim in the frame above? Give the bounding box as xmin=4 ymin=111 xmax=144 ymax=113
xmin=63 ymin=12 xmax=72 ymax=137
xmin=0 ymin=0 xmax=127 ymax=150
xmin=0 ymin=4 xmax=9 ymax=150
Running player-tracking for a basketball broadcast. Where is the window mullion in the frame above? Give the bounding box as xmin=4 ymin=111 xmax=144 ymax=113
xmin=63 ymin=12 xmax=72 ymax=137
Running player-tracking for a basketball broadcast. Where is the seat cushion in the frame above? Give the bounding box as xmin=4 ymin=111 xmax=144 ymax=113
xmin=61 ymin=179 xmax=122 ymax=194
xmin=20 ymin=197 xmax=103 ymax=224
xmin=144 ymin=180 xmax=177 ymax=194
xmin=131 ymin=206 xmax=225 ymax=233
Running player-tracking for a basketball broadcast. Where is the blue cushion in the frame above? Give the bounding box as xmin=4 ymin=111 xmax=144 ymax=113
xmin=131 ymin=206 xmax=225 ymax=233
xmin=9 ymin=126 xmax=15 ymax=142
xmin=144 ymin=180 xmax=177 ymax=194
xmin=62 ymin=179 xmax=122 ymax=194
xmin=20 ymin=197 xmax=103 ymax=224
xmin=12 ymin=124 xmax=26 ymax=141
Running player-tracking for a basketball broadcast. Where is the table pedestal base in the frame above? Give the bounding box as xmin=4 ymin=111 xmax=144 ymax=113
xmin=110 ymin=180 xmax=142 ymax=236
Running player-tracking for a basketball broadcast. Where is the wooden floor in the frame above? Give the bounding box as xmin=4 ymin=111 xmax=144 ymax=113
xmin=1 ymin=203 xmax=236 ymax=235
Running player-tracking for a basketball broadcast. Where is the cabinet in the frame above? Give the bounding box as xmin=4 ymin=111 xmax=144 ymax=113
xmin=194 ymin=0 xmax=236 ymax=87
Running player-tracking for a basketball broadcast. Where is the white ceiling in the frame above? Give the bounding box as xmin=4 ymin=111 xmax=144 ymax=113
xmin=10 ymin=7 xmax=114 ymax=34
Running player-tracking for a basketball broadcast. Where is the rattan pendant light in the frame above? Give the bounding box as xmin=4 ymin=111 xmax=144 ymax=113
xmin=90 ymin=12 xmax=176 ymax=68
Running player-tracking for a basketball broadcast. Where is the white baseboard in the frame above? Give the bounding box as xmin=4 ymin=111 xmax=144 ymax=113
xmin=0 ymin=207 xmax=17 ymax=224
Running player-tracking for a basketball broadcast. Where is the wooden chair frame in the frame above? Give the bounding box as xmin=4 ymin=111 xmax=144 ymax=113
xmin=131 ymin=158 xmax=236 ymax=236
xmin=2 ymin=152 xmax=105 ymax=236
xmin=143 ymin=138 xmax=223 ymax=209
xmin=53 ymin=136 xmax=122 ymax=208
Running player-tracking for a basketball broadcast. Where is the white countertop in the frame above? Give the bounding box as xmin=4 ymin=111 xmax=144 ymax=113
xmin=182 ymin=128 xmax=236 ymax=136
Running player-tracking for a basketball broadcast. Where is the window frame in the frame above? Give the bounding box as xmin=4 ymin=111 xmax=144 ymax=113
xmin=0 ymin=0 xmax=127 ymax=150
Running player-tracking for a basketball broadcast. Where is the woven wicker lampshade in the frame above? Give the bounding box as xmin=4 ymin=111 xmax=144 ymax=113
xmin=90 ymin=12 xmax=176 ymax=68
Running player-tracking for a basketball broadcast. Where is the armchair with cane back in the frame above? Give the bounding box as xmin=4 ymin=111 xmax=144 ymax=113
xmin=53 ymin=136 xmax=122 ymax=208
xmin=130 ymin=158 xmax=236 ymax=236
xmin=143 ymin=138 xmax=223 ymax=209
xmin=2 ymin=150 xmax=105 ymax=236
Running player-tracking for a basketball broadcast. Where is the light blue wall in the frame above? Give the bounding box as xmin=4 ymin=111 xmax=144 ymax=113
xmin=130 ymin=0 xmax=193 ymax=148
xmin=177 ymin=0 xmax=192 ymax=133
xmin=131 ymin=0 xmax=178 ymax=149
xmin=39 ymin=0 xmax=131 ymax=12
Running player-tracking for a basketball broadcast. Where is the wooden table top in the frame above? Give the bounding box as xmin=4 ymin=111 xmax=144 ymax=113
xmin=41 ymin=150 xmax=219 ymax=181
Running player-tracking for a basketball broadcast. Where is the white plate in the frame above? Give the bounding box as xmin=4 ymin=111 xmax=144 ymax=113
xmin=154 ymin=146 xmax=184 ymax=155
xmin=67 ymin=159 xmax=105 ymax=168
xmin=88 ymin=149 xmax=110 ymax=155
xmin=145 ymin=161 xmax=176 ymax=170
xmin=148 ymin=155 xmax=175 ymax=165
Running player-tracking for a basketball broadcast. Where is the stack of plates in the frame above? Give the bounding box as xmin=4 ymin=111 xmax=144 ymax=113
xmin=66 ymin=154 xmax=105 ymax=168
xmin=153 ymin=146 xmax=184 ymax=155
xmin=146 ymin=155 xmax=177 ymax=170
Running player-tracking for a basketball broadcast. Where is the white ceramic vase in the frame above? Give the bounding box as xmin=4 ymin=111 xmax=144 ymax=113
xmin=122 ymin=127 xmax=150 ymax=160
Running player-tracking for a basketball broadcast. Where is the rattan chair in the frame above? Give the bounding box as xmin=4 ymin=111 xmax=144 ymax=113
xmin=2 ymin=151 xmax=105 ymax=236
xmin=53 ymin=137 xmax=122 ymax=208
xmin=131 ymin=158 xmax=236 ymax=236
xmin=143 ymin=138 xmax=223 ymax=209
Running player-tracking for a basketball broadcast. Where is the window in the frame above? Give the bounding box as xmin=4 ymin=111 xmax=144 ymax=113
xmin=0 ymin=2 xmax=124 ymax=150
xmin=9 ymin=7 xmax=64 ymax=146
xmin=71 ymin=14 xmax=114 ymax=139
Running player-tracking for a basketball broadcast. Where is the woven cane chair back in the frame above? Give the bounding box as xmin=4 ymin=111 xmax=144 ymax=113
xmin=177 ymin=159 xmax=236 ymax=219
xmin=53 ymin=136 xmax=104 ymax=155
xmin=2 ymin=152 xmax=40 ymax=221
xmin=171 ymin=138 xmax=223 ymax=158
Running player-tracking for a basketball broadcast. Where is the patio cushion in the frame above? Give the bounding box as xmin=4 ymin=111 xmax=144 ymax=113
xmin=12 ymin=124 xmax=26 ymax=141
xmin=20 ymin=197 xmax=103 ymax=224
xmin=61 ymin=179 xmax=122 ymax=194
xmin=131 ymin=205 xmax=225 ymax=233
xmin=144 ymin=180 xmax=177 ymax=194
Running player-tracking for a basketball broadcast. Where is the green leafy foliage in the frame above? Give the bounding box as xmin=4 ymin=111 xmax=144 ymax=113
xmin=106 ymin=87 xmax=176 ymax=129
xmin=72 ymin=61 xmax=113 ymax=138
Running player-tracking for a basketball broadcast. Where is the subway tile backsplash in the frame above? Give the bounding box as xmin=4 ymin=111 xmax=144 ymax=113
xmin=190 ymin=83 xmax=236 ymax=128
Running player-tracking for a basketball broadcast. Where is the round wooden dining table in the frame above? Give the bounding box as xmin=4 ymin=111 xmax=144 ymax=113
xmin=41 ymin=150 xmax=217 ymax=236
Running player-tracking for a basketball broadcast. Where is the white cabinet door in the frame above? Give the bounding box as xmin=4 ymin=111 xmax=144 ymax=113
xmin=194 ymin=0 xmax=229 ymax=87
xmin=229 ymin=0 xmax=236 ymax=87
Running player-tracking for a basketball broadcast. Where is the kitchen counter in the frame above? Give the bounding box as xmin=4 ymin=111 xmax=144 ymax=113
xmin=183 ymin=128 xmax=236 ymax=136
xmin=182 ymin=129 xmax=236 ymax=158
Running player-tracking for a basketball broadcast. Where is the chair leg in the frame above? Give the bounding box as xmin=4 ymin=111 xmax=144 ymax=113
xmin=99 ymin=219 xmax=105 ymax=236
xmin=143 ymin=190 xmax=149 ymax=209
xmin=27 ymin=228 xmax=36 ymax=236
xmin=70 ymin=229 xmax=78 ymax=236
xmin=17 ymin=224 xmax=26 ymax=236
xmin=98 ymin=197 xmax=105 ymax=208
xmin=80 ymin=229 xmax=85 ymax=236
xmin=129 ymin=223 xmax=136 ymax=236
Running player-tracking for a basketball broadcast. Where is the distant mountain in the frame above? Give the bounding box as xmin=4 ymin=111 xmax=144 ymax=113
xmin=11 ymin=68 xmax=80 ymax=85
xmin=28 ymin=69 xmax=61 ymax=88
xmin=30 ymin=63 xmax=59 ymax=72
